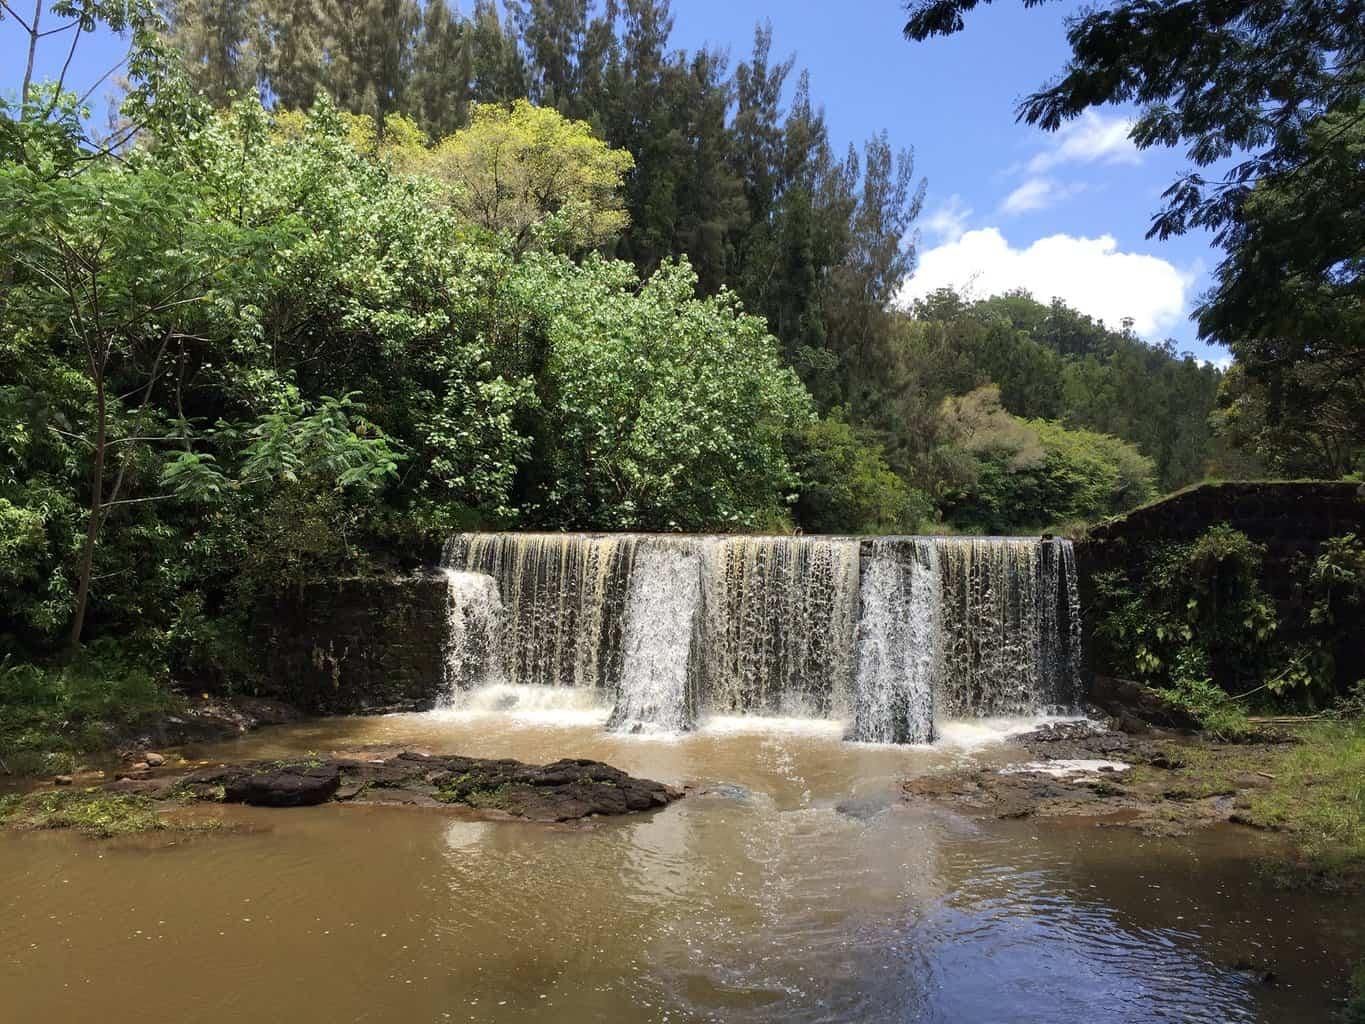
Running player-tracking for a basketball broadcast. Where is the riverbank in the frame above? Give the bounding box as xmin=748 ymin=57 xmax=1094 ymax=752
xmin=903 ymin=718 xmax=1365 ymax=892
xmin=0 ymin=680 xmax=302 ymax=782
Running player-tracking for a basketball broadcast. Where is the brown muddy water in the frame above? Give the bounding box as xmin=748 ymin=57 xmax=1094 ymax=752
xmin=2 ymin=692 xmax=1360 ymax=1023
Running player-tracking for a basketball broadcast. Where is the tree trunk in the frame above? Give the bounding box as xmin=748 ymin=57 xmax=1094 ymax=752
xmin=67 ymin=375 xmax=106 ymax=654
xmin=20 ymin=0 xmax=41 ymax=112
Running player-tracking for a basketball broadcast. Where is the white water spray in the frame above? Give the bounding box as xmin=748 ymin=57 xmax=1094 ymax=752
xmin=607 ymin=544 xmax=704 ymax=734
xmin=851 ymin=539 xmax=939 ymax=744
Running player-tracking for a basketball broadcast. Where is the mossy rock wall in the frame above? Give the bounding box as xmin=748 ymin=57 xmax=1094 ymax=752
xmin=1075 ymin=481 xmax=1365 ymax=682
xmin=256 ymin=573 xmax=447 ymax=714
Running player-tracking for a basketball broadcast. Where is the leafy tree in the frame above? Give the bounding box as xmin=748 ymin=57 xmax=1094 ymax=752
xmin=1215 ymin=362 xmax=1364 ymax=478
xmin=933 ymin=386 xmax=1156 ymax=531
xmin=792 ymin=414 xmax=930 ymax=534
xmin=164 ymin=0 xmax=262 ymax=107
xmin=0 ymin=158 xmax=255 ymax=651
xmin=903 ymin=0 xmax=1364 ymax=241
xmin=424 ymin=99 xmax=635 ymax=252
xmin=487 ymin=253 xmax=813 ymax=529
xmin=1 ymin=0 xmax=192 ymax=170
xmin=1199 ymin=105 xmax=1365 ymax=476
xmin=903 ymin=0 xmax=1364 ymax=477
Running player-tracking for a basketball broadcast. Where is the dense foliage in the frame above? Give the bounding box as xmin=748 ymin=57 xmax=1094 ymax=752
xmin=1090 ymin=526 xmax=1365 ymax=731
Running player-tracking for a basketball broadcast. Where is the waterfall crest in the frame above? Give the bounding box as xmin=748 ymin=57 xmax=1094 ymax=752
xmin=440 ymin=533 xmax=1084 ymax=741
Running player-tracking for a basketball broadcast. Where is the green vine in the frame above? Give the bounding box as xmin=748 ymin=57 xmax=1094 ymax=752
xmin=1091 ymin=526 xmax=1365 ymax=729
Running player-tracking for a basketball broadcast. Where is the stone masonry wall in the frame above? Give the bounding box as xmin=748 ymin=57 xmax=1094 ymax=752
xmin=257 ymin=573 xmax=448 ymax=714
xmin=1075 ymin=481 xmax=1365 ymax=684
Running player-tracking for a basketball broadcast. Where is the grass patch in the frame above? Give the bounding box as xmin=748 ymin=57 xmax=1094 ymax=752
xmin=434 ymin=773 xmax=515 ymax=809
xmin=0 ymin=788 xmax=225 ymax=838
xmin=1236 ymin=721 xmax=1365 ymax=887
xmin=0 ymin=649 xmax=176 ymax=778
xmin=1147 ymin=721 xmax=1365 ymax=889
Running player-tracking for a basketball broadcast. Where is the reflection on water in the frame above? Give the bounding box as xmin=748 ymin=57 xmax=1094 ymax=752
xmin=0 ymin=701 xmax=1358 ymax=1023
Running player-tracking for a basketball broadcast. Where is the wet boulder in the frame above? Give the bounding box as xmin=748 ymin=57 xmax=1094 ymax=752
xmin=185 ymin=762 xmax=341 ymax=807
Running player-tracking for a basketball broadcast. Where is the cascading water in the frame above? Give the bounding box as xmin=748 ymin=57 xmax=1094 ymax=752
xmin=439 ymin=569 xmax=504 ymax=700
xmin=439 ymin=533 xmax=1085 ymax=742
xmin=701 ymin=537 xmax=860 ymax=716
xmin=935 ymin=537 xmax=1080 ymax=717
xmin=444 ymin=534 xmax=638 ymax=691
xmin=851 ymin=539 xmax=939 ymax=744
xmin=606 ymin=543 xmax=704 ymax=734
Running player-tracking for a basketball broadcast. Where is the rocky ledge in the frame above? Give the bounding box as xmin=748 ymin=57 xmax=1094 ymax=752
xmin=902 ymin=721 xmax=1291 ymax=837
xmin=113 ymin=751 xmax=683 ymax=822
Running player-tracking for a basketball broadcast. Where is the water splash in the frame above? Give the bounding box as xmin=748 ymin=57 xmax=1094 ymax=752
xmin=607 ymin=543 xmax=704 ymax=734
xmin=851 ymin=539 xmax=939 ymax=744
xmin=439 ymin=569 xmax=504 ymax=701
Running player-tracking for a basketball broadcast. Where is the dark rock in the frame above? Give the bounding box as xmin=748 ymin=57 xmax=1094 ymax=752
xmin=125 ymin=696 xmax=303 ymax=749
xmin=184 ymin=762 xmax=341 ymax=807
xmin=835 ymin=798 xmax=891 ymax=821
xmin=164 ymin=753 xmax=683 ymax=822
xmin=53 ymin=775 xmax=74 ymax=786
xmin=1086 ymin=676 xmax=1199 ymax=731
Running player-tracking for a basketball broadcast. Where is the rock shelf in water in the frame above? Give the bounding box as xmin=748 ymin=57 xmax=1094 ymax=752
xmin=900 ymin=721 xmax=1289 ymax=837
xmin=116 ymin=752 xmax=683 ymax=822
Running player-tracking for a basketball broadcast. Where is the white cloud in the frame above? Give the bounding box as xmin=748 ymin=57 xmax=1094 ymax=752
xmin=899 ymin=227 xmax=1192 ymax=337
xmin=922 ymin=193 xmax=973 ymax=243
xmin=1026 ymin=111 xmax=1140 ymax=174
xmin=999 ymin=177 xmax=1086 ymax=215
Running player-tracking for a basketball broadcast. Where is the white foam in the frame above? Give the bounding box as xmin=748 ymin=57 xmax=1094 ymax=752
xmin=931 ymin=715 xmax=1087 ymax=752
xmin=429 ymin=684 xmax=610 ymax=726
xmin=694 ymin=715 xmax=847 ymax=739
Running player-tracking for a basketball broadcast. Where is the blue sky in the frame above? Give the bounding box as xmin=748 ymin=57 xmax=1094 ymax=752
xmin=1 ymin=1 xmax=1225 ymax=358
xmin=673 ymin=1 xmax=1222 ymax=358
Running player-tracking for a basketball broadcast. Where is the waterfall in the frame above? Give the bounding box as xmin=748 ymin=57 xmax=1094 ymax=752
xmin=439 ymin=569 xmax=504 ymax=699
xmin=936 ymin=537 xmax=1081 ymax=716
xmin=701 ymin=537 xmax=860 ymax=716
xmin=440 ymin=533 xmax=1084 ymax=741
xmin=444 ymin=534 xmax=638 ymax=691
xmin=851 ymin=539 xmax=939 ymax=744
xmin=606 ymin=544 xmax=704 ymax=734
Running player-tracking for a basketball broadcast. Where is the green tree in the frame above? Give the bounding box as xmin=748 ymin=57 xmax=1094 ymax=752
xmin=903 ymin=0 xmax=1364 ymax=241
xmin=0 ymin=158 xmax=254 ymax=651
xmin=792 ymin=414 xmax=929 ymax=534
xmin=425 ymin=99 xmax=635 ymax=252
xmin=1199 ymin=105 xmax=1365 ymax=476
xmin=903 ymin=0 xmax=1363 ymax=477
xmin=489 ymin=254 xmax=813 ymax=529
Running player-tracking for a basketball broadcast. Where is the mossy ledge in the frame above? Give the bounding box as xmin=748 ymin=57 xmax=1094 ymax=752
xmin=902 ymin=719 xmax=1365 ymax=892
